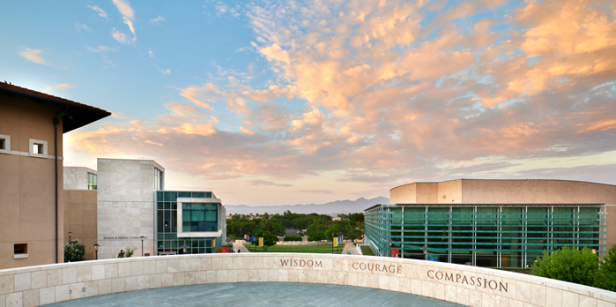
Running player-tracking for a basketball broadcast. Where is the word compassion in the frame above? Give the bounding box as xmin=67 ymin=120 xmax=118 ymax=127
xmin=280 ymin=259 xmax=323 ymax=267
xmin=102 ymin=236 xmax=147 ymax=240
xmin=427 ymin=270 xmax=508 ymax=292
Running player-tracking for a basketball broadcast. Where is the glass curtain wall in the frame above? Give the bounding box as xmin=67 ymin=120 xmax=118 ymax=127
xmin=87 ymin=173 xmax=97 ymax=190
xmin=155 ymin=191 xmax=221 ymax=255
xmin=364 ymin=204 xmax=606 ymax=268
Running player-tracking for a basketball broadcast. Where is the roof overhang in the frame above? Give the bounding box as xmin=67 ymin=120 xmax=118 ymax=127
xmin=0 ymin=82 xmax=111 ymax=133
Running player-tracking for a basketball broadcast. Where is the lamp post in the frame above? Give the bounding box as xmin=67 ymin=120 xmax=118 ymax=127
xmin=68 ymin=232 xmax=72 ymax=242
xmin=93 ymin=244 xmax=99 ymax=260
xmin=141 ymin=236 xmax=144 ymax=257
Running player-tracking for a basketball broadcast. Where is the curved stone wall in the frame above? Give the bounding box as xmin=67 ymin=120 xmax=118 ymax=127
xmin=0 ymin=254 xmax=614 ymax=307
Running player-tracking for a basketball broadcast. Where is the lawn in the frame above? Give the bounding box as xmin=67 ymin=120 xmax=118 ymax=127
xmin=242 ymin=243 xmax=344 ymax=254
xmin=360 ymin=245 xmax=375 ymax=256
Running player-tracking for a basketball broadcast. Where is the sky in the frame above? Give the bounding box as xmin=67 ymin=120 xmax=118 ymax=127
xmin=1 ymin=0 xmax=615 ymax=206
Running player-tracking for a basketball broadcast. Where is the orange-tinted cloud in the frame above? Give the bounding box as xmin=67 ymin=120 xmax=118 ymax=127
xmin=67 ymin=0 xmax=616 ymax=190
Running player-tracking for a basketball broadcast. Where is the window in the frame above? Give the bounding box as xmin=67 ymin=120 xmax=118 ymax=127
xmin=182 ymin=203 xmax=218 ymax=232
xmin=14 ymin=243 xmax=27 ymax=254
xmin=154 ymin=168 xmax=164 ymax=191
xmin=87 ymin=173 xmax=97 ymax=190
xmin=33 ymin=143 xmax=44 ymax=154
xmin=0 ymin=134 xmax=11 ymax=153
xmin=29 ymin=139 xmax=48 ymax=157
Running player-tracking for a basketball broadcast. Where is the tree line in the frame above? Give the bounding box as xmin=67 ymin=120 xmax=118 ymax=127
xmin=226 ymin=210 xmax=364 ymax=243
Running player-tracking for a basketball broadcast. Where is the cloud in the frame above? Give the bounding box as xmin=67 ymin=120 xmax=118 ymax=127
xmin=75 ymin=23 xmax=93 ymax=33
xmin=246 ymin=180 xmax=292 ymax=187
xmin=150 ymin=16 xmax=164 ymax=24
xmin=239 ymin=127 xmax=255 ymax=135
xmin=111 ymin=28 xmax=129 ymax=44
xmin=67 ymin=0 xmax=616 ymax=190
xmin=157 ymin=68 xmax=171 ymax=74
xmin=300 ymin=190 xmax=331 ymax=194
xmin=216 ymin=3 xmax=240 ymax=17
xmin=112 ymin=0 xmax=137 ymax=42
xmin=87 ymin=5 xmax=107 ymax=18
xmin=85 ymin=45 xmax=116 ymax=53
xmin=148 ymin=50 xmax=154 ymax=57
xmin=44 ymin=84 xmax=76 ymax=92
xmin=18 ymin=48 xmax=47 ymax=65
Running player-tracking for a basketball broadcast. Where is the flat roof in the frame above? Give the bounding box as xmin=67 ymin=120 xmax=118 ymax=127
xmin=390 ymin=178 xmax=616 ymax=191
xmin=0 ymin=82 xmax=111 ymax=133
xmin=364 ymin=203 xmax=606 ymax=211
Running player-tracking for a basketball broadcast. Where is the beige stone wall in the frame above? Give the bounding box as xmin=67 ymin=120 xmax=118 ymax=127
xmin=97 ymin=159 xmax=161 ymax=260
xmin=0 ymin=95 xmax=65 ymax=269
xmin=390 ymin=183 xmax=417 ymax=203
xmin=1 ymin=253 xmax=615 ymax=307
xmin=416 ymin=183 xmax=439 ymax=203
xmin=437 ymin=180 xmax=462 ymax=203
xmin=64 ymin=167 xmax=96 ymax=191
xmin=461 ymin=180 xmax=616 ymax=204
xmin=390 ymin=179 xmax=616 ymax=205
xmin=63 ymin=191 xmax=98 ymax=261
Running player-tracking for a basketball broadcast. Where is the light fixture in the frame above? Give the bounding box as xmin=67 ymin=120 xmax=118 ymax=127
xmin=68 ymin=232 xmax=72 ymax=242
xmin=592 ymin=249 xmax=597 ymax=254
xmin=93 ymin=243 xmax=100 ymax=260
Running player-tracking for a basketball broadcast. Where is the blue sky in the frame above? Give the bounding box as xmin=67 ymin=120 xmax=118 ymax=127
xmin=1 ymin=0 xmax=615 ymax=206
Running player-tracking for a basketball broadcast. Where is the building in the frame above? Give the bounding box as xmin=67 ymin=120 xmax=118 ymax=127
xmin=0 ymin=83 xmax=110 ymax=269
xmin=156 ymin=191 xmax=226 ymax=255
xmin=63 ymin=158 xmax=226 ymax=259
xmin=64 ymin=167 xmax=97 ymax=190
xmin=364 ymin=179 xmax=615 ymax=268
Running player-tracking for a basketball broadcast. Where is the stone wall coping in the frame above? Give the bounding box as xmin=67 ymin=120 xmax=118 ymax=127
xmin=1 ymin=253 xmax=614 ymax=307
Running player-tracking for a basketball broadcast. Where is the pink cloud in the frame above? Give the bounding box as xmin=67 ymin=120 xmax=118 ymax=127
xmin=66 ymin=0 xmax=616 ymax=195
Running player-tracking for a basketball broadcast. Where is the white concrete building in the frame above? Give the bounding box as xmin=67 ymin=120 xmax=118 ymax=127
xmin=96 ymin=159 xmax=163 ymax=259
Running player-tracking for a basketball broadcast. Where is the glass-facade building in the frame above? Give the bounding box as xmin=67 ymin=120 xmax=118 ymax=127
xmin=365 ymin=204 xmax=607 ymax=268
xmin=155 ymin=190 xmax=225 ymax=255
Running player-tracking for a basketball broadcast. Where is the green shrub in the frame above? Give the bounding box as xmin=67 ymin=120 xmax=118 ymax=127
xmin=284 ymin=234 xmax=303 ymax=241
xmin=64 ymin=240 xmax=85 ymax=262
xmin=531 ymin=246 xmax=598 ymax=287
xmin=595 ymin=245 xmax=616 ymax=291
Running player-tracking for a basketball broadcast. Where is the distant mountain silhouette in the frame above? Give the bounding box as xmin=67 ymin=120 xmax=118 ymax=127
xmin=225 ymin=196 xmax=389 ymax=215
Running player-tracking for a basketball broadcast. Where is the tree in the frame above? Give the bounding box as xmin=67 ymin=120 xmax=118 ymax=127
xmin=64 ymin=240 xmax=85 ymax=262
xmin=254 ymin=229 xmax=277 ymax=251
xmin=530 ymin=246 xmax=599 ymax=287
xmin=348 ymin=213 xmax=365 ymax=240
xmin=118 ymin=247 xmax=135 ymax=258
xmin=595 ymin=245 xmax=616 ymax=291
xmin=306 ymin=224 xmax=328 ymax=241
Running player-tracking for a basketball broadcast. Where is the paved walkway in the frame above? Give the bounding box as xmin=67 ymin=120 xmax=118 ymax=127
xmin=48 ymin=282 xmax=465 ymax=307
xmin=342 ymin=242 xmax=360 ymax=255
xmin=234 ymin=242 xmax=250 ymax=253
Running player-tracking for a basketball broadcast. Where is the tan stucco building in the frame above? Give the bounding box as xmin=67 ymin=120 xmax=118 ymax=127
xmin=0 ymin=83 xmax=110 ymax=269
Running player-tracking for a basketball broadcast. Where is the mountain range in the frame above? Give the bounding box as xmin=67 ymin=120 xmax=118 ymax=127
xmin=225 ymin=196 xmax=389 ymax=216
